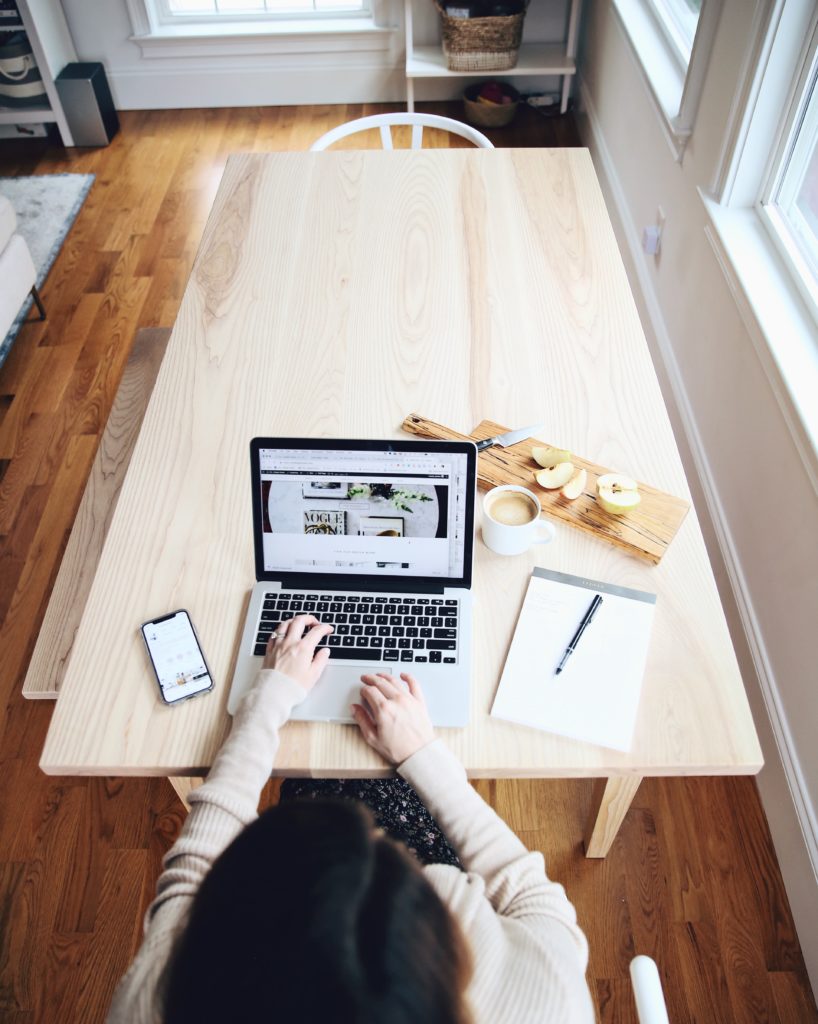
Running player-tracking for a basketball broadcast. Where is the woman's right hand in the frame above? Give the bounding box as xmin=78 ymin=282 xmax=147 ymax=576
xmin=261 ymin=614 xmax=333 ymax=692
xmin=351 ymin=672 xmax=435 ymax=765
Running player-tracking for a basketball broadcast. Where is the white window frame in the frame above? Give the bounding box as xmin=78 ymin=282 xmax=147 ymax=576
xmin=125 ymin=0 xmax=393 ymax=57
xmin=757 ymin=17 xmax=818 ymax=320
xmin=650 ymin=0 xmax=700 ymax=67
xmin=702 ymin=0 xmax=818 ymax=489
xmin=611 ymin=0 xmax=722 ymax=161
xmin=152 ymin=0 xmax=368 ymax=26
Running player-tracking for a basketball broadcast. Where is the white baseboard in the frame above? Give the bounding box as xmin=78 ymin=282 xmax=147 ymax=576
xmin=108 ymin=64 xmax=563 ymax=110
xmin=577 ymin=75 xmax=818 ymax=995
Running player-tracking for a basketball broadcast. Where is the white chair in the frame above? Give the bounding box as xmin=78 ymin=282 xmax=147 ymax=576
xmin=310 ymin=113 xmax=493 ymax=151
xmin=630 ymin=956 xmax=671 ymax=1024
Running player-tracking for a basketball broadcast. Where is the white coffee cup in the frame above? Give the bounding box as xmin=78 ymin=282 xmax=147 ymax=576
xmin=482 ymin=484 xmax=556 ymax=556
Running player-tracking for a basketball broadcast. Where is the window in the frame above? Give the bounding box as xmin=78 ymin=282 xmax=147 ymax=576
xmin=701 ymin=0 xmax=818 ymax=475
xmin=612 ymin=0 xmax=721 ymax=160
xmin=649 ymin=0 xmax=702 ymax=66
xmin=761 ymin=36 xmax=818 ymax=313
xmin=159 ymin=0 xmax=365 ymax=16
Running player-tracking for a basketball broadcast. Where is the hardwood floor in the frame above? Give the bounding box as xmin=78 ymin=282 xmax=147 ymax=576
xmin=0 ymin=103 xmax=816 ymax=1023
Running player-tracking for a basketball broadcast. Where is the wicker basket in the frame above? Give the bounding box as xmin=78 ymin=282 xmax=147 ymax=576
xmin=463 ymin=82 xmax=520 ymax=127
xmin=435 ymin=2 xmax=526 ymax=73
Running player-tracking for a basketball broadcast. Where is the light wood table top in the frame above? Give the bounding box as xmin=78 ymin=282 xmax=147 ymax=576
xmin=40 ymin=150 xmax=762 ymax=800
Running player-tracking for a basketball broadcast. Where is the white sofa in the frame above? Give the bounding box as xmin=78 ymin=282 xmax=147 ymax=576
xmin=0 ymin=192 xmax=44 ymax=344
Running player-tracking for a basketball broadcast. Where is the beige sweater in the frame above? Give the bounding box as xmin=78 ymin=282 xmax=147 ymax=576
xmin=107 ymin=670 xmax=594 ymax=1023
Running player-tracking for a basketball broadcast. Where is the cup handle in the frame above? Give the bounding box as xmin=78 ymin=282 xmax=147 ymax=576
xmin=535 ymin=520 xmax=556 ymax=544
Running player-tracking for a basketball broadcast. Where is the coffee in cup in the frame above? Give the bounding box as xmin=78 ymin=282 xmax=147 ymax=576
xmin=486 ymin=491 xmax=538 ymax=527
xmin=482 ymin=485 xmax=556 ymax=556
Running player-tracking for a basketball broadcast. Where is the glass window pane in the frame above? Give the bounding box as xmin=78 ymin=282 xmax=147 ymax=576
xmin=651 ymin=0 xmax=701 ymax=64
xmin=168 ymin=0 xmax=216 ymax=11
xmin=775 ymin=71 xmax=818 ymax=278
xmin=216 ymin=0 xmax=266 ymax=10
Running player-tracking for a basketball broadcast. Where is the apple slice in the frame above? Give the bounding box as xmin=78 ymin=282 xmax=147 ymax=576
xmin=596 ymin=473 xmax=641 ymax=514
xmin=535 ymin=462 xmax=575 ymax=489
xmin=532 ymin=445 xmax=572 ymax=469
xmin=561 ymin=467 xmax=587 ymax=500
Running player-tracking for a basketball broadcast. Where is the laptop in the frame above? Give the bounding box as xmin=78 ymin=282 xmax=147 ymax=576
xmin=227 ymin=437 xmax=477 ymax=726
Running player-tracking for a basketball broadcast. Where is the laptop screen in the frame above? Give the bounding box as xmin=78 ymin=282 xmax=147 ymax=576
xmin=251 ymin=440 xmax=475 ymax=585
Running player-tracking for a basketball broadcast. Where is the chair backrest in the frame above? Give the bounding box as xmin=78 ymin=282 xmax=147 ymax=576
xmin=310 ymin=113 xmax=493 ymax=151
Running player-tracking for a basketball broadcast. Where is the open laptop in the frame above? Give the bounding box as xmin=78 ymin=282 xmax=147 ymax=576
xmin=227 ymin=437 xmax=477 ymax=726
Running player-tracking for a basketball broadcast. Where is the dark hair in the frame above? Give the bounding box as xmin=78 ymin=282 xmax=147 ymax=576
xmin=164 ymin=799 xmax=472 ymax=1024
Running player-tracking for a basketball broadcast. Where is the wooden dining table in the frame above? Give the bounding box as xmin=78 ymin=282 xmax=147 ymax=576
xmin=38 ymin=148 xmax=763 ymax=856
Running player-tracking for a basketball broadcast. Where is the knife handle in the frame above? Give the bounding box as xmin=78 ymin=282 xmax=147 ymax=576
xmin=476 ymin=437 xmax=497 ymax=452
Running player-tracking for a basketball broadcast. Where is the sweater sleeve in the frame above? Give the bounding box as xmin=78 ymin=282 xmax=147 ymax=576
xmin=106 ymin=669 xmax=306 ymax=1024
xmin=398 ymin=739 xmax=589 ymax=964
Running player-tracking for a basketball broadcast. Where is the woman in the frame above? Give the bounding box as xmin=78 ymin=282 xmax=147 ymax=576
xmin=108 ymin=615 xmax=594 ymax=1023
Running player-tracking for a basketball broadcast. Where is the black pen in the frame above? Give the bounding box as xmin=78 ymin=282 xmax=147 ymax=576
xmin=555 ymin=594 xmax=603 ymax=675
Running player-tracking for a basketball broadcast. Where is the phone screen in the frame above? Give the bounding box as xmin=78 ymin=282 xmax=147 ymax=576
xmin=141 ymin=610 xmax=213 ymax=705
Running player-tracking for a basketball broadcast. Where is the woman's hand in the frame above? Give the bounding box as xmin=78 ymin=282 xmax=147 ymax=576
xmin=262 ymin=614 xmax=333 ymax=692
xmin=351 ymin=672 xmax=435 ymax=765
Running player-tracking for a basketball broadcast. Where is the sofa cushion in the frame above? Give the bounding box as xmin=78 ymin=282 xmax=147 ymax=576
xmin=0 ymin=233 xmax=36 ymax=341
xmin=0 ymin=194 xmax=18 ymax=251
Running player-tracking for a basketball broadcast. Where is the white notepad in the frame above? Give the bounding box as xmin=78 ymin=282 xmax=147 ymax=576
xmin=491 ymin=568 xmax=657 ymax=752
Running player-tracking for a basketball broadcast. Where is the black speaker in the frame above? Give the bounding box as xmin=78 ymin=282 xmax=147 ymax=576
xmin=55 ymin=62 xmax=119 ymax=147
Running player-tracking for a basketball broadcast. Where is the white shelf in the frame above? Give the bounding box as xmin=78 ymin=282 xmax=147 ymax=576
xmin=403 ymin=0 xmax=581 ymax=112
xmin=407 ymin=43 xmax=575 ymax=78
xmin=10 ymin=0 xmax=78 ymax=146
xmin=0 ymin=105 xmax=57 ymax=124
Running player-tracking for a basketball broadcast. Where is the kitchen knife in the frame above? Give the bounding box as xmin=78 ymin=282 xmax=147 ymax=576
xmin=475 ymin=423 xmax=546 ymax=452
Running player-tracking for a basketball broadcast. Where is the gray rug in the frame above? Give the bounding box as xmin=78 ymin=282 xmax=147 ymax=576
xmin=0 ymin=172 xmax=95 ymax=368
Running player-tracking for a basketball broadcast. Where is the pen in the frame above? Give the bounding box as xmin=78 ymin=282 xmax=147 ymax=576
xmin=555 ymin=594 xmax=603 ymax=675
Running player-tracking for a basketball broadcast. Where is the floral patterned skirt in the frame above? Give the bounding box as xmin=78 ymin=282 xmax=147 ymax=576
xmin=278 ymin=778 xmax=461 ymax=868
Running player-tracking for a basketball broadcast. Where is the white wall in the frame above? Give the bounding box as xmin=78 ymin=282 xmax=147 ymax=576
xmin=60 ymin=0 xmax=572 ymax=109
xmin=576 ymin=0 xmax=818 ymax=992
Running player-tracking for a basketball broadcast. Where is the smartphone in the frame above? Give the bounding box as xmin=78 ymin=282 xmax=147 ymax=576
xmin=140 ymin=609 xmax=214 ymax=706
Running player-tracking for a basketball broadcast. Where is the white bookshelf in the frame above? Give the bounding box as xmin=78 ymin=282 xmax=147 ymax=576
xmin=0 ymin=0 xmax=77 ymax=145
xmin=404 ymin=0 xmax=581 ymax=113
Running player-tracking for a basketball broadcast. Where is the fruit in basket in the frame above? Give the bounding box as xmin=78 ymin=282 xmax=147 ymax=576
xmin=596 ymin=473 xmax=641 ymax=514
xmin=477 ymin=81 xmax=514 ymax=106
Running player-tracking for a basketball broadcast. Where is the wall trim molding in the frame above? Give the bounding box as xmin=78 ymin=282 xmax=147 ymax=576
xmin=577 ymin=71 xmax=818 ymax=981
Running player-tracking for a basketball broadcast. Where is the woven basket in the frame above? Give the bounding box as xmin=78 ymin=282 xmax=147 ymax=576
xmin=435 ymin=2 xmax=526 ymax=73
xmin=463 ymin=83 xmax=520 ymax=127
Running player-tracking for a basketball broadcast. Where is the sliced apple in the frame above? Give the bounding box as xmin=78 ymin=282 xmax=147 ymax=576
xmin=596 ymin=473 xmax=641 ymax=514
xmin=561 ymin=467 xmax=587 ymax=500
xmin=535 ymin=462 xmax=575 ymax=489
xmin=532 ymin=445 xmax=572 ymax=469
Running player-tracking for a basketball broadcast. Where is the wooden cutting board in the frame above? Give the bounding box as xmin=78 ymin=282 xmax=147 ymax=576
xmin=402 ymin=414 xmax=690 ymax=564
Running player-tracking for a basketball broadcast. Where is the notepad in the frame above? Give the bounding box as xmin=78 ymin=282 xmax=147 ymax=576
xmin=491 ymin=568 xmax=657 ymax=752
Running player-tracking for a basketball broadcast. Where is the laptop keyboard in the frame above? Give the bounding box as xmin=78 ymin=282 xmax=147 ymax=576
xmin=253 ymin=592 xmax=459 ymax=666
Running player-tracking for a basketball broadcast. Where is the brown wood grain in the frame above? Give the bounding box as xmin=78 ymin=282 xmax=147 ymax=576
xmin=403 ymin=413 xmax=690 ymax=563
xmin=0 ymin=105 xmax=814 ymax=1024
xmin=22 ymin=328 xmax=171 ymax=698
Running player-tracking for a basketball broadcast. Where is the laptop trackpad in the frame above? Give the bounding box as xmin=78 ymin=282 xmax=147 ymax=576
xmin=289 ymin=662 xmax=374 ymax=723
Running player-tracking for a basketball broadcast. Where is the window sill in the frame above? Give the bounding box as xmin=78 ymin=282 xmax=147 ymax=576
xmin=610 ymin=0 xmax=689 ymax=161
xmin=701 ymin=192 xmax=818 ymax=494
xmin=130 ymin=17 xmax=395 ymax=58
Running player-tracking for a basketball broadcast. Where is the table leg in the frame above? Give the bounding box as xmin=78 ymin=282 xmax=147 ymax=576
xmin=169 ymin=776 xmax=203 ymax=812
xmin=584 ymin=775 xmax=643 ymax=858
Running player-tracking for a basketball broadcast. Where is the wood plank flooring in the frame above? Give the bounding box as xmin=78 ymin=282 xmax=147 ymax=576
xmin=1 ymin=103 xmax=816 ymax=1023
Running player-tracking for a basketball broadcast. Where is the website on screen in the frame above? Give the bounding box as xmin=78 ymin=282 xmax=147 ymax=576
xmin=259 ymin=448 xmax=469 ymax=578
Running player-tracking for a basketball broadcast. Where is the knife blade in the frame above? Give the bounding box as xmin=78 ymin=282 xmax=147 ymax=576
xmin=475 ymin=423 xmax=546 ymax=452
